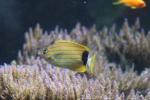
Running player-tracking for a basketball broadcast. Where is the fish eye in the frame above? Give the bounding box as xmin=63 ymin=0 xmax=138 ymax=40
xmin=43 ymin=48 xmax=47 ymax=54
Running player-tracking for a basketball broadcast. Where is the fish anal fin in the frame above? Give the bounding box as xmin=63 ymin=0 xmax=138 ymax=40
xmin=73 ymin=65 xmax=86 ymax=72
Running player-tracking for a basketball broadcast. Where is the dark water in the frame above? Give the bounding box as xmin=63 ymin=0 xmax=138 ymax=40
xmin=0 ymin=0 xmax=150 ymax=64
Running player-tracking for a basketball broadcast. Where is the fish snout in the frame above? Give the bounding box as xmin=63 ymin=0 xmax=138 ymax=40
xmin=38 ymin=48 xmax=48 ymax=57
xmin=139 ymin=2 xmax=146 ymax=8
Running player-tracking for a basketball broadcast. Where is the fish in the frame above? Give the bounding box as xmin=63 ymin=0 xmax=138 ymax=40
xmin=113 ymin=0 xmax=146 ymax=9
xmin=40 ymin=40 xmax=96 ymax=74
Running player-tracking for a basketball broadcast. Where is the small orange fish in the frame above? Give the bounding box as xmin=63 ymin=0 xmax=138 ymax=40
xmin=113 ymin=0 xmax=146 ymax=9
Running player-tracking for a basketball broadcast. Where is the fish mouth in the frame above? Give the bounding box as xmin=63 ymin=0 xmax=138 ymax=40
xmin=143 ymin=3 xmax=146 ymax=7
xmin=37 ymin=48 xmax=47 ymax=58
xmin=139 ymin=2 xmax=146 ymax=8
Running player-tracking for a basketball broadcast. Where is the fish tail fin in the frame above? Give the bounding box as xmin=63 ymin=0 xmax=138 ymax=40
xmin=89 ymin=53 xmax=96 ymax=73
xmin=112 ymin=0 xmax=122 ymax=5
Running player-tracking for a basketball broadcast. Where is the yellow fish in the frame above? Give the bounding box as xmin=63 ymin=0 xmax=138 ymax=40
xmin=41 ymin=40 xmax=96 ymax=74
xmin=113 ymin=0 xmax=146 ymax=9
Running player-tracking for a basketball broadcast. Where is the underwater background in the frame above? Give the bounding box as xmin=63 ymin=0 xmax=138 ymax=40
xmin=1 ymin=0 xmax=150 ymax=64
xmin=1 ymin=0 xmax=150 ymax=99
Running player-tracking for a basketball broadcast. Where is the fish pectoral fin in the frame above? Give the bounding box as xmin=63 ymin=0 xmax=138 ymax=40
xmin=131 ymin=6 xmax=137 ymax=9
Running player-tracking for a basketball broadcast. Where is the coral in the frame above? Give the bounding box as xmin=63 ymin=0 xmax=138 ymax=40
xmin=19 ymin=18 xmax=150 ymax=72
xmin=1 ymin=57 xmax=150 ymax=99
xmin=1 ymin=58 xmax=150 ymax=99
xmin=1 ymin=19 xmax=150 ymax=99
xmin=102 ymin=18 xmax=150 ymax=72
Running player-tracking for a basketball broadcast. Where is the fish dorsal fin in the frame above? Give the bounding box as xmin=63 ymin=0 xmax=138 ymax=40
xmin=55 ymin=40 xmax=90 ymax=51
xmin=112 ymin=0 xmax=123 ymax=5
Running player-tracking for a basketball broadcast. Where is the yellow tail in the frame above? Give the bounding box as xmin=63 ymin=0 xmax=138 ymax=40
xmin=89 ymin=53 xmax=96 ymax=73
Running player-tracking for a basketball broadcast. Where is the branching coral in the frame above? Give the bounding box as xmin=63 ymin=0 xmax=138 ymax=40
xmin=1 ymin=58 xmax=150 ymax=99
xmin=0 ymin=19 xmax=150 ymax=99
xmin=102 ymin=18 xmax=150 ymax=72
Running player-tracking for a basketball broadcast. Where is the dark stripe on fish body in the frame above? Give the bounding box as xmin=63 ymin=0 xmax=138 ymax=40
xmin=50 ymin=51 xmax=83 ymax=55
xmin=54 ymin=60 xmax=81 ymax=64
xmin=55 ymin=60 xmax=81 ymax=63
xmin=50 ymin=49 xmax=85 ymax=51
xmin=49 ymin=50 xmax=85 ymax=53
xmin=82 ymin=51 xmax=89 ymax=65
xmin=50 ymin=52 xmax=83 ymax=55
xmin=49 ymin=48 xmax=86 ymax=52
xmin=55 ymin=56 xmax=81 ymax=59
xmin=49 ymin=45 xmax=88 ymax=51
xmin=55 ymin=58 xmax=81 ymax=60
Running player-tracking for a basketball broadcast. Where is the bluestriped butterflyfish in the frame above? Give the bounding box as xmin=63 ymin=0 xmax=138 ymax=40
xmin=41 ymin=40 xmax=96 ymax=74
